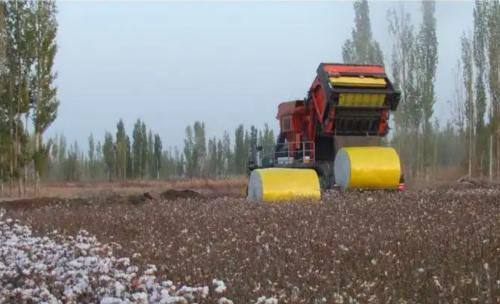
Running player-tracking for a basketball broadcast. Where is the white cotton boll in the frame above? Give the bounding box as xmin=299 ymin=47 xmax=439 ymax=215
xmin=144 ymin=264 xmax=157 ymax=275
xmin=212 ymin=279 xmax=227 ymax=294
xmin=114 ymin=281 xmax=126 ymax=297
xmin=131 ymin=292 xmax=148 ymax=303
xmin=256 ymin=296 xmax=279 ymax=304
xmin=201 ymin=286 xmax=209 ymax=298
xmin=0 ymin=220 xmax=216 ymax=304
xmin=163 ymin=280 xmax=173 ymax=287
xmin=218 ymin=297 xmax=234 ymax=304
xmin=100 ymin=296 xmax=125 ymax=304
xmin=116 ymin=258 xmax=130 ymax=267
xmin=126 ymin=266 xmax=139 ymax=273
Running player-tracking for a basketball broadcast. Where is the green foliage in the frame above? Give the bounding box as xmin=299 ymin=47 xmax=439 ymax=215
xmin=388 ymin=6 xmax=420 ymax=132
xmin=102 ymin=132 xmax=115 ymax=181
xmin=472 ymin=0 xmax=487 ymax=133
xmin=153 ymin=133 xmax=162 ymax=179
xmin=417 ymin=0 xmax=438 ymax=168
xmin=115 ymin=119 xmax=127 ymax=179
xmin=342 ymin=0 xmax=383 ymax=64
xmin=233 ymin=125 xmax=246 ymax=175
xmin=487 ymin=1 xmax=500 ymax=119
xmin=0 ymin=0 xmax=59 ymax=192
xmin=42 ymin=120 xmax=275 ymax=181
xmin=183 ymin=125 xmax=196 ymax=177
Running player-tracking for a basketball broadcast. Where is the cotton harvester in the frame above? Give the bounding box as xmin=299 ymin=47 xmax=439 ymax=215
xmin=247 ymin=63 xmax=403 ymax=201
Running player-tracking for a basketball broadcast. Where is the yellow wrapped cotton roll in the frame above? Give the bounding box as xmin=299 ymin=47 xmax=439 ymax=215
xmin=247 ymin=168 xmax=321 ymax=202
xmin=334 ymin=147 xmax=401 ymax=189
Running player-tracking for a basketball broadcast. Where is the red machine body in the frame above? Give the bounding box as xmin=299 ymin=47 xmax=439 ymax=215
xmin=275 ymin=63 xmax=400 ymax=162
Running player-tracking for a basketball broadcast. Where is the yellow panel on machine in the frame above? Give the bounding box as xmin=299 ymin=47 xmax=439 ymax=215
xmin=247 ymin=168 xmax=321 ymax=202
xmin=329 ymin=76 xmax=386 ymax=88
xmin=338 ymin=93 xmax=385 ymax=107
xmin=334 ymin=147 xmax=401 ymax=189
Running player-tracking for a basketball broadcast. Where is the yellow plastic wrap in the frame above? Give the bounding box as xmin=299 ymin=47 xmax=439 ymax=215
xmin=329 ymin=76 xmax=387 ymax=88
xmin=247 ymin=168 xmax=320 ymax=202
xmin=334 ymin=147 xmax=401 ymax=189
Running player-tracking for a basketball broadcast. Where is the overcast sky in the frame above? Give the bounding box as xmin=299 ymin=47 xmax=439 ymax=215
xmin=51 ymin=1 xmax=474 ymax=148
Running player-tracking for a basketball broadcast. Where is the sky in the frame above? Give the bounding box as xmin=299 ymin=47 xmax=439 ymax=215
xmin=51 ymin=0 xmax=474 ymax=149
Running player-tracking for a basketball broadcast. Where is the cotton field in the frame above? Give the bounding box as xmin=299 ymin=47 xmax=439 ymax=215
xmin=0 ymin=218 xmax=249 ymax=303
xmin=1 ymin=183 xmax=499 ymax=303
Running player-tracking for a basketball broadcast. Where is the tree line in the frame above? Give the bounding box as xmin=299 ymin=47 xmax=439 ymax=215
xmin=0 ymin=1 xmax=58 ymax=195
xmin=344 ymin=0 xmax=500 ymax=180
xmin=44 ymin=120 xmax=275 ymax=182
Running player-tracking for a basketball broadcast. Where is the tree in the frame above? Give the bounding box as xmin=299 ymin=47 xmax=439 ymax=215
xmin=88 ymin=133 xmax=96 ymax=178
xmin=31 ymin=0 xmax=58 ymax=194
xmin=486 ymin=1 xmax=500 ymax=177
xmin=125 ymin=135 xmax=132 ymax=179
xmin=461 ymin=33 xmax=475 ymax=176
xmin=216 ymin=139 xmax=224 ymax=177
xmin=145 ymin=130 xmax=152 ymax=178
xmin=61 ymin=141 xmax=79 ymax=182
xmin=233 ymin=125 xmax=245 ymax=174
xmin=193 ymin=121 xmax=206 ymax=177
xmin=5 ymin=0 xmax=34 ymax=195
xmin=222 ymin=131 xmax=232 ymax=175
xmin=473 ymin=0 xmax=487 ymax=132
xmin=103 ymin=132 xmax=115 ymax=181
xmin=450 ymin=61 xmax=466 ymax=134
xmin=140 ymin=121 xmax=147 ymax=178
xmin=388 ymin=5 xmax=420 ymax=133
xmin=184 ymin=125 xmax=196 ymax=177
xmin=342 ymin=0 xmax=383 ymax=64
xmin=487 ymin=1 xmax=500 ymax=118
xmin=417 ymin=0 xmax=438 ymax=171
xmin=259 ymin=123 xmax=275 ymax=157
xmin=153 ymin=133 xmax=162 ymax=179
xmin=132 ymin=119 xmax=143 ymax=178
xmin=115 ymin=119 xmax=127 ymax=179
xmin=207 ymin=137 xmax=217 ymax=178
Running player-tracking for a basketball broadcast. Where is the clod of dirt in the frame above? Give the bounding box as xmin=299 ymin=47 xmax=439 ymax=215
xmin=160 ymin=189 xmax=202 ymax=201
xmin=0 ymin=197 xmax=61 ymax=210
xmin=104 ymin=193 xmax=125 ymax=205
xmin=128 ymin=192 xmax=154 ymax=205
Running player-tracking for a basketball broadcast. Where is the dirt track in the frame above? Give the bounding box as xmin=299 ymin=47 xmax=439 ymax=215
xmin=1 ymin=184 xmax=499 ymax=303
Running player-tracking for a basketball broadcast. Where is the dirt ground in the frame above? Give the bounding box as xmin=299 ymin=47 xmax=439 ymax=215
xmin=0 ymin=178 xmax=246 ymax=202
xmin=1 ymin=181 xmax=499 ymax=303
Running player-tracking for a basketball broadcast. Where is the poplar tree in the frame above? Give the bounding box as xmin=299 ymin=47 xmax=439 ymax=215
xmin=88 ymin=133 xmax=95 ymax=178
xmin=103 ymin=132 xmax=115 ymax=181
xmin=207 ymin=137 xmax=217 ymax=177
xmin=184 ymin=125 xmax=196 ymax=177
xmin=5 ymin=0 xmax=33 ymax=194
xmin=461 ymin=34 xmax=475 ymax=176
xmin=140 ymin=121 xmax=147 ymax=178
xmin=487 ymin=1 xmax=500 ymax=118
xmin=222 ymin=131 xmax=231 ymax=175
xmin=145 ymin=130 xmax=151 ymax=178
xmin=473 ymin=0 xmax=487 ymax=122
xmin=233 ymin=125 xmax=245 ymax=174
xmin=132 ymin=119 xmax=143 ymax=178
xmin=388 ymin=6 xmax=420 ymax=133
xmin=31 ymin=0 xmax=58 ymax=193
xmin=417 ymin=0 xmax=438 ymax=170
xmin=115 ymin=119 xmax=127 ymax=179
xmin=342 ymin=0 xmax=383 ymax=64
xmin=193 ymin=121 xmax=206 ymax=177
xmin=125 ymin=135 xmax=132 ymax=179
xmin=153 ymin=133 xmax=162 ymax=179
